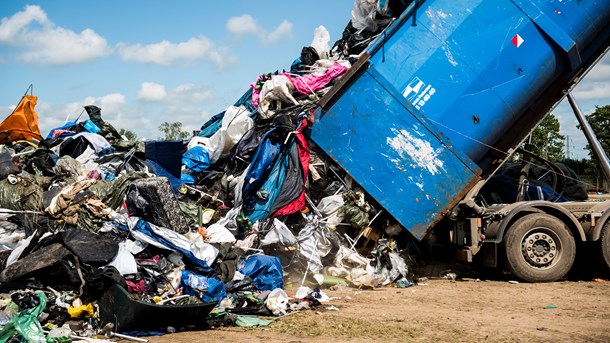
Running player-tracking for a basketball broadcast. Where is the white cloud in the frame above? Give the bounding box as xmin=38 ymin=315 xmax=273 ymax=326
xmin=584 ymin=53 xmax=610 ymax=81
xmin=137 ymin=82 xmax=167 ymax=102
xmin=162 ymin=105 xmax=213 ymax=136
xmin=0 ymin=5 xmax=111 ymax=65
xmin=266 ymin=20 xmax=293 ymax=44
xmin=136 ymin=82 xmax=214 ymax=105
xmin=572 ymin=82 xmax=610 ymax=100
xmin=117 ymin=36 xmax=235 ymax=68
xmin=35 ymin=101 xmax=81 ymax=134
xmin=11 ymin=88 xmax=217 ymax=141
xmin=168 ymin=84 xmax=214 ymax=104
xmin=226 ymin=14 xmax=260 ymax=36
xmin=34 ymin=93 xmax=158 ymax=138
xmin=226 ymin=14 xmax=293 ymax=44
xmin=81 ymin=93 xmax=126 ymax=113
xmin=0 ymin=5 xmax=48 ymax=42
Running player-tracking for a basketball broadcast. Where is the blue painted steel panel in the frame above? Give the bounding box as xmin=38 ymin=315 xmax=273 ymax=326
xmin=310 ymin=68 xmax=481 ymax=239
xmin=366 ymin=0 xmax=610 ymax=163
xmin=310 ymin=0 xmax=610 ymax=238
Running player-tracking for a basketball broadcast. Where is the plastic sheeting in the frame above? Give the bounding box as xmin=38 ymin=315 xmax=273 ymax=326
xmin=205 ymin=224 xmax=236 ymax=244
xmin=241 ymin=129 xmax=282 ymax=205
xmin=296 ymin=222 xmax=334 ymax=274
xmin=60 ymin=132 xmax=112 ymax=155
xmin=238 ymin=254 xmax=284 ymax=291
xmin=188 ymin=105 xmax=253 ymax=166
xmin=182 ymin=146 xmax=210 ymax=172
xmin=106 ymin=242 xmax=138 ymax=275
xmin=62 ymin=228 xmax=119 ymax=265
xmin=310 ymin=26 xmax=331 ymax=59
xmin=260 ymin=219 xmax=297 ymax=247
xmin=181 ymin=270 xmax=227 ymax=305
xmin=258 ymin=75 xmax=299 ymax=119
xmin=272 ymin=118 xmax=311 ymax=217
xmin=0 ymin=291 xmax=47 ymax=343
xmin=317 ymin=195 xmax=345 ymax=228
xmin=351 ymin=0 xmax=393 ymax=33
xmin=128 ymin=217 xmax=218 ymax=270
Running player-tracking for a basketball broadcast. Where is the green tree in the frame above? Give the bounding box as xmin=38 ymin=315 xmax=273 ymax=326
xmin=581 ymin=105 xmax=610 ymax=190
xmin=158 ymin=121 xmax=189 ymax=140
xmin=583 ymin=105 xmax=610 ymax=158
xmin=523 ymin=113 xmax=565 ymax=161
xmin=119 ymin=128 xmax=138 ymax=143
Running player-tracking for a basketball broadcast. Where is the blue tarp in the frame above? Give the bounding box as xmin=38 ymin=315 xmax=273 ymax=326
xmin=180 ymin=270 xmax=226 ymax=305
xmin=46 ymin=121 xmax=79 ymax=139
xmin=132 ymin=219 xmax=213 ymax=271
xmin=238 ymin=254 xmax=284 ymax=291
xmin=182 ymin=146 xmax=210 ymax=172
xmin=241 ymin=129 xmax=281 ymax=202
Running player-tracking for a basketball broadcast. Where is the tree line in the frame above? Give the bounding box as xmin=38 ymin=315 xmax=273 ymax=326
xmin=526 ymin=105 xmax=610 ymax=191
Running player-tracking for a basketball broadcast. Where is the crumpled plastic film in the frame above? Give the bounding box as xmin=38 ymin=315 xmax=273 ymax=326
xmin=0 ymin=291 xmax=47 ymax=343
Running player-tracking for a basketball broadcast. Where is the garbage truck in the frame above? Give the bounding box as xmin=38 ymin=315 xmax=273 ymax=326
xmin=308 ymin=0 xmax=610 ymax=282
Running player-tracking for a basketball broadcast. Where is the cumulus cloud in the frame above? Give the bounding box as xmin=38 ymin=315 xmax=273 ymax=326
xmin=573 ymin=82 xmax=610 ymax=101
xmin=226 ymin=14 xmax=260 ymax=36
xmin=266 ymin=20 xmax=293 ymax=44
xmin=168 ymin=83 xmax=214 ymax=104
xmin=136 ymin=82 xmax=214 ymax=104
xmin=117 ymin=36 xmax=235 ymax=68
xmin=137 ymin=82 xmax=167 ymax=102
xmin=226 ymin=14 xmax=293 ymax=44
xmin=584 ymin=53 xmax=610 ymax=81
xmin=35 ymin=100 xmax=81 ymax=134
xmin=81 ymin=93 xmax=126 ymax=114
xmin=0 ymin=5 xmax=111 ymax=65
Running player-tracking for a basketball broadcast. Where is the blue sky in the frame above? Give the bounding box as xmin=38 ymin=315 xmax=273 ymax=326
xmin=0 ymin=1 xmax=354 ymax=138
xmin=0 ymin=1 xmax=609 ymax=159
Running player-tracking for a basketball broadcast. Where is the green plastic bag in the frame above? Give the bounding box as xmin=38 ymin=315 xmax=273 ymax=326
xmin=0 ymin=291 xmax=47 ymax=343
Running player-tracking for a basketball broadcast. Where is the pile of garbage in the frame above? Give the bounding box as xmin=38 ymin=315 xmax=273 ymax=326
xmin=0 ymin=0 xmax=418 ymax=341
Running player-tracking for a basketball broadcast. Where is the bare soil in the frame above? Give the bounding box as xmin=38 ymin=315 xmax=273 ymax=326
xmin=140 ymin=278 xmax=610 ymax=343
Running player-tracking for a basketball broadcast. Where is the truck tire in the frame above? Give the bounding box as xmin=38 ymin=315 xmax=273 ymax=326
xmin=504 ymin=213 xmax=575 ymax=282
xmin=598 ymin=222 xmax=610 ymax=273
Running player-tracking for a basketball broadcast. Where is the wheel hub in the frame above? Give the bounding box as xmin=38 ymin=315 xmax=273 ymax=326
xmin=522 ymin=232 xmax=557 ymax=267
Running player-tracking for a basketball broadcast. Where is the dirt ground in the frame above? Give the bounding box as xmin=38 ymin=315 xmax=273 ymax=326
xmin=139 ymin=277 xmax=610 ymax=343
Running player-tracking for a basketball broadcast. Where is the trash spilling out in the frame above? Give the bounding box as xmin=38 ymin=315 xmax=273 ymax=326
xmin=0 ymin=1 xmax=424 ymax=341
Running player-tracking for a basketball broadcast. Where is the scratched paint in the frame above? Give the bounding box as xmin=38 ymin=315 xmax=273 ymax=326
xmin=442 ymin=45 xmax=459 ymax=67
xmin=387 ymin=128 xmax=446 ymax=175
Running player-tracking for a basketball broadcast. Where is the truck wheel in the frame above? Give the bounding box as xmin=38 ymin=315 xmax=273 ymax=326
xmin=597 ymin=222 xmax=610 ymax=273
xmin=504 ymin=214 xmax=575 ymax=282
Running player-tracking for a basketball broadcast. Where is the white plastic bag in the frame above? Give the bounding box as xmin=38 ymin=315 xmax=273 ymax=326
xmin=351 ymin=0 xmax=378 ymax=32
xmin=186 ymin=105 xmax=253 ymax=165
xmin=258 ymin=75 xmax=299 ymax=119
xmin=310 ymin=26 xmax=330 ymax=59
xmin=265 ymin=288 xmax=289 ymax=316
xmin=317 ymin=194 xmax=345 ymax=228
xmin=106 ymin=242 xmax=138 ymax=275
xmin=260 ymin=218 xmax=297 ymax=247
xmin=205 ymin=223 xmax=237 ymax=243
